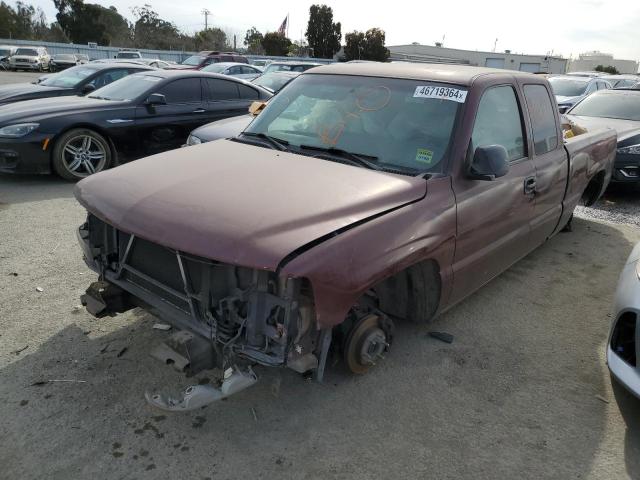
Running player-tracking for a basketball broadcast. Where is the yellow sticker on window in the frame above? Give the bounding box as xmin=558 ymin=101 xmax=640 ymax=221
xmin=416 ymin=148 xmax=434 ymax=165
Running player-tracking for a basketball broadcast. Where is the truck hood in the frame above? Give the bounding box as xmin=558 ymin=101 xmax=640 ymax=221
xmin=191 ymin=114 xmax=253 ymax=142
xmin=566 ymin=115 xmax=640 ymax=142
xmin=75 ymin=139 xmax=427 ymax=270
xmin=0 ymin=82 xmax=64 ymax=102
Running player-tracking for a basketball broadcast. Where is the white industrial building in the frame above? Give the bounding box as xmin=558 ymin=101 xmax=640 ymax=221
xmin=388 ymin=44 xmax=568 ymax=74
xmin=567 ymin=51 xmax=638 ymax=74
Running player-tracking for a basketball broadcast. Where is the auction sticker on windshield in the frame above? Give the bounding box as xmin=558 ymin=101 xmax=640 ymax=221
xmin=413 ymin=85 xmax=467 ymax=103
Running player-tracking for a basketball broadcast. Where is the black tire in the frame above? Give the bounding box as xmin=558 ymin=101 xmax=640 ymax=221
xmin=405 ymin=261 xmax=441 ymax=324
xmin=52 ymin=128 xmax=112 ymax=181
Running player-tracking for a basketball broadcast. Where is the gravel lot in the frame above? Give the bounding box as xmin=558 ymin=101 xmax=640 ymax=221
xmin=0 ymin=70 xmax=639 ymax=479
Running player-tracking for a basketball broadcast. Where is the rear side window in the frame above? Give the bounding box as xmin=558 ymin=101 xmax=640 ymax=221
xmin=523 ymin=85 xmax=558 ymax=155
xmin=206 ymin=78 xmax=240 ymax=100
xmin=472 ymin=85 xmax=526 ymax=161
xmin=158 ymin=78 xmax=202 ymax=103
xmin=237 ymin=84 xmax=260 ymax=100
xmin=88 ymin=68 xmax=130 ymax=89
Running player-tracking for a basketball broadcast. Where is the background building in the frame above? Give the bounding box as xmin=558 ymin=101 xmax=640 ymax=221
xmin=567 ymin=51 xmax=638 ymax=74
xmin=388 ymin=44 xmax=568 ymax=74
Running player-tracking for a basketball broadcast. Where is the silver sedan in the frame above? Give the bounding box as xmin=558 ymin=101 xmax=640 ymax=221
xmin=201 ymin=62 xmax=263 ymax=80
xmin=608 ymin=242 xmax=640 ymax=398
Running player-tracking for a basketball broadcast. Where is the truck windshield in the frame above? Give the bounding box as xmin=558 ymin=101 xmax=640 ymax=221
xmin=245 ymin=74 xmax=464 ymax=174
xmin=548 ymin=78 xmax=588 ymax=97
xmin=569 ymin=91 xmax=640 ymax=121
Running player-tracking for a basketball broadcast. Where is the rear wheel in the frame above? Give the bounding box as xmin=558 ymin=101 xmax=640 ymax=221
xmin=52 ymin=128 xmax=112 ymax=180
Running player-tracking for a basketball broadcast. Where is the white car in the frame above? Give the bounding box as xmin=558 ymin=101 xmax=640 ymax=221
xmin=9 ymin=46 xmax=50 ymax=71
xmin=201 ymin=62 xmax=263 ymax=80
xmin=608 ymin=242 xmax=640 ymax=398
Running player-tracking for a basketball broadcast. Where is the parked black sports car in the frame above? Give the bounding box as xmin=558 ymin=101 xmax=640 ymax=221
xmin=0 ymin=63 xmax=152 ymax=105
xmin=566 ymin=88 xmax=640 ymax=185
xmin=0 ymin=70 xmax=272 ymax=179
xmin=185 ymin=72 xmax=300 ymax=145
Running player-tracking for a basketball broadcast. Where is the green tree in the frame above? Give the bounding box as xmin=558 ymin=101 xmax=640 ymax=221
xmin=54 ymin=0 xmax=131 ymax=45
xmin=244 ymin=26 xmax=264 ymax=54
xmin=0 ymin=1 xmax=52 ymax=40
xmin=131 ymin=4 xmax=187 ymax=50
xmin=344 ymin=31 xmax=365 ymax=61
xmin=344 ymin=28 xmax=389 ymax=62
xmin=261 ymin=32 xmax=291 ymax=56
xmin=362 ymin=28 xmax=389 ymax=61
xmin=305 ymin=4 xmax=341 ymax=59
xmin=194 ymin=28 xmax=227 ymax=51
xmin=595 ymin=64 xmax=619 ymax=74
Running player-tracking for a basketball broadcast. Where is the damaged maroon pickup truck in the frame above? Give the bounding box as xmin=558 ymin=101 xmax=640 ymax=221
xmin=75 ymin=63 xmax=616 ymax=411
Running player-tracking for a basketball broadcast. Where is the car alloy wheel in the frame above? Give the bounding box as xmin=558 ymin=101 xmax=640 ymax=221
xmin=62 ymin=134 xmax=107 ymax=176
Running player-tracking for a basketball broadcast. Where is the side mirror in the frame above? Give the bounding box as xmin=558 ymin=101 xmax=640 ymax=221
xmin=81 ymin=83 xmax=96 ymax=94
xmin=558 ymin=105 xmax=570 ymax=114
xmin=468 ymin=145 xmax=510 ymax=181
xmin=145 ymin=93 xmax=166 ymax=106
xmin=248 ymin=100 xmax=268 ymax=116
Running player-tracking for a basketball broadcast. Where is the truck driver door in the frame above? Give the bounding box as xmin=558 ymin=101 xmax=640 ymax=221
xmin=450 ymin=84 xmax=537 ymax=305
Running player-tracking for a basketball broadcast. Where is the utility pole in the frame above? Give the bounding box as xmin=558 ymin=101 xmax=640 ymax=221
xmin=202 ymin=8 xmax=211 ymax=30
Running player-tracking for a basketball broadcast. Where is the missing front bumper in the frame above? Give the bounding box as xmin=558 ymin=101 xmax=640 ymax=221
xmin=145 ymin=367 xmax=258 ymax=411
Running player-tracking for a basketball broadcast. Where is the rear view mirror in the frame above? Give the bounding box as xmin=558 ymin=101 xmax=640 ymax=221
xmin=468 ymin=145 xmax=510 ymax=181
xmin=558 ymin=105 xmax=570 ymax=114
xmin=249 ymin=101 xmax=267 ymax=116
xmin=145 ymin=93 xmax=166 ymax=106
xmin=81 ymin=84 xmax=96 ymax=94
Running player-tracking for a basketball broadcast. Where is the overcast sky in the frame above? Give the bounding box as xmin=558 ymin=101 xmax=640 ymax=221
xmin=25 ymin=0 xmax=640 ymax=60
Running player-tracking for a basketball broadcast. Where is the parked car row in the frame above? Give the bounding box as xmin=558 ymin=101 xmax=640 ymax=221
xmin=0 ymin=45 xmax=182 ymax=72
xmin=538 ymin=70 xmax=640 ymax=187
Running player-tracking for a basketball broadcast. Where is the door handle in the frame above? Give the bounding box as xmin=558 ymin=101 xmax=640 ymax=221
xmin=524 ymin=176 xmax=537 ymax=196
xmin=192 ymin=108 xmax=206 ymax=113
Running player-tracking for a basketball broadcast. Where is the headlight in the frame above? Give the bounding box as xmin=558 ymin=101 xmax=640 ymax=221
xmin=617 ymin=144 xmax=640 ymax=155
xmin=0 ymin=123 xmax=39 ymax=138
xmin=187 ymin=134 xmax=202 ymax=146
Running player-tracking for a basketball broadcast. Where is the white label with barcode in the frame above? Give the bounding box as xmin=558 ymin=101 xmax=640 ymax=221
xmin=413 ymin=85 xmax=467 ymax=103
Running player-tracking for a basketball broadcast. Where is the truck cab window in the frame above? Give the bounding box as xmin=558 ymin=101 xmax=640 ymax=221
xmin=472 ymin=86 xmax=526 ymax=161
xmin=523 ymin=85 xmax=558 ymax=155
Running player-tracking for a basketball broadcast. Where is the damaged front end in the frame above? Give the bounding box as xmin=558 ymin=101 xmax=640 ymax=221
xmin=78 ymin=214 xmax=329 ymax=409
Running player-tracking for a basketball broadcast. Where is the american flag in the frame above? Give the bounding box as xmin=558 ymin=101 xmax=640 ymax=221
xmin=277 ymin=15 xmax=288 ymax=35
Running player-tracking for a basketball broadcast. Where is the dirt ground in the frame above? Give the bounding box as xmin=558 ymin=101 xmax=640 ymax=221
xmin=0 ymin=173 xmax=639 ymax=480
xmin=0 ymin=71 xmax=640 ymax=480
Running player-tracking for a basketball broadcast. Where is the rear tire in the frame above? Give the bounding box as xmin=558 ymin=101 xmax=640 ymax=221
xmin=52 ymin=128 xmax=112 ymax=181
